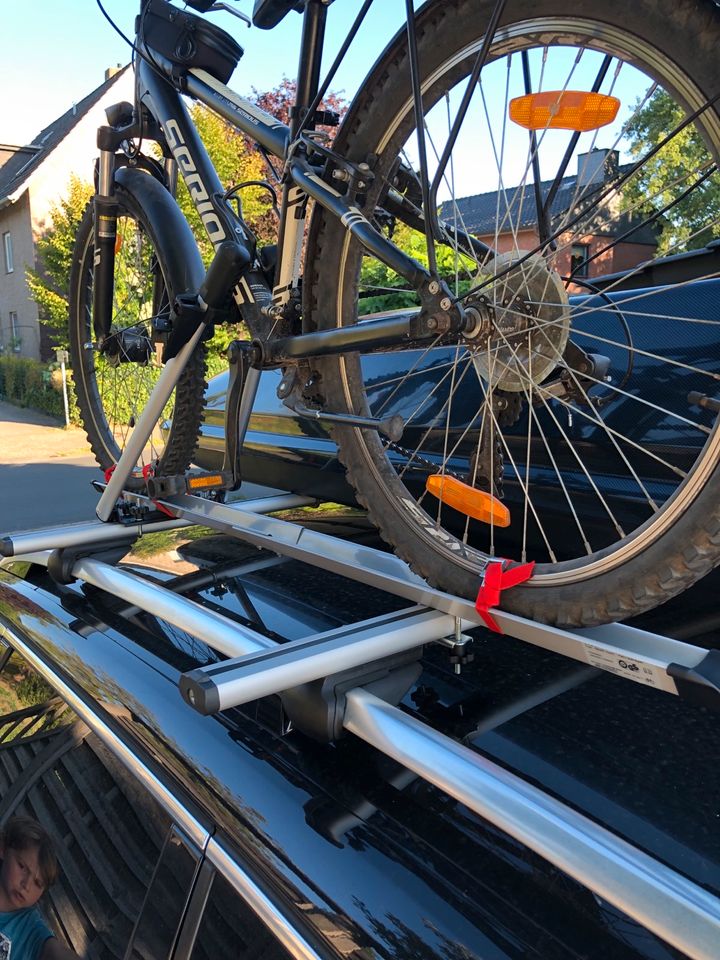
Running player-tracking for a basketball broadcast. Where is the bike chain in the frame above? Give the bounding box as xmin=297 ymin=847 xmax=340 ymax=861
xmin=382 ymin=388 xmax=519 ymax=491
xmin=382 ymin=437 xmax=467 ymax=481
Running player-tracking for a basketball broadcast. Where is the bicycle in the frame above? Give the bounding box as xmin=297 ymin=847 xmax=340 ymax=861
xmin=69 ymin=0 xmax=720 ymax=627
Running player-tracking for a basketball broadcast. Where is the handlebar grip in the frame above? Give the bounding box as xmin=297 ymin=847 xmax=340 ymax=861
xmin=199 ymin=241 xmax=251 ymax=311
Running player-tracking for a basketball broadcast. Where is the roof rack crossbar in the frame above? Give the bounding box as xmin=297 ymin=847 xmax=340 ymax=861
xmin=115 ymin=490 xmax=720 ymax=710
xmin=179 ymin=605 xmax=474 ymax=714
xmin=344 ymin=688 xmax=720 ymax=960
xmin=0 ymin=493 xmax=312 ymax=558
xmin=5 ymin=490 xmax=719 ymax=709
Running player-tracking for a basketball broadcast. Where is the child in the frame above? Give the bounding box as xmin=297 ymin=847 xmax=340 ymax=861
xmin=0 ymin=817 xmax=78 ymax=959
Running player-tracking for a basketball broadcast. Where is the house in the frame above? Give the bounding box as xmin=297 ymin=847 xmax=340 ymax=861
xmin=443 ymin=148 xmax=658 ymax=287
xmin=0 ymin=66 xmax=132 ymax=361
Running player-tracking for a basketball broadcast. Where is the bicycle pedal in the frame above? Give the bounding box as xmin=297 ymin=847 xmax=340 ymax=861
xmin=145 ymin=471 xmax=235 ymax=499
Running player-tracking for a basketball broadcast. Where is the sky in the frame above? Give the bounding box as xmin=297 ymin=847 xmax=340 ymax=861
xmin=0 ymin=1 xmax=406 ymax=147
xmin=0 ymin=2 xmax=643 ymax=203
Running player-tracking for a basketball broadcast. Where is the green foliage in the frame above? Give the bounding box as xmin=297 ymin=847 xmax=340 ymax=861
xmin=176 ymin=103 xmax=273 ymax=266
xmin=129 ymin=524 xmax=217 ymax=558
xmin=359 ymin=220 xmax=475 ymax=315
xmin=26 ymin=176 xmax=93 ymax=341
xmin=623 ymin=90 xmax=720 ymax=254
xmin=0 ymin=356 xmax=79 ymax=422
xmin=15 ymin=671 xmax=55 ymax=707
xmin=171 ymin=103 xmax=275 ymax=361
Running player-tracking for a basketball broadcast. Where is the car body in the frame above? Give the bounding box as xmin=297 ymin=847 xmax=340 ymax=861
xmin=195 ymin=277 xmax=720 ymax=556
xmin=0 ymin=515 xmax=718 ymax=959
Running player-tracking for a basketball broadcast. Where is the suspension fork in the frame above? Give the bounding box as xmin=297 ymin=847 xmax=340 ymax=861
xmin=92 ymin=148 xmax=119 ymax=345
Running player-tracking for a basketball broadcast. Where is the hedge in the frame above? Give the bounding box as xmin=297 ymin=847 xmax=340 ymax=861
xmin=0 ymin=356 xmax=80 ymax=423
xmin=0 ymin=353 xmax=225 ymax=428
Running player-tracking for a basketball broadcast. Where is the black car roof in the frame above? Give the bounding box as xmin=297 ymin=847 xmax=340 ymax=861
xmin=1 ymin=523 xmax=718 ymax=959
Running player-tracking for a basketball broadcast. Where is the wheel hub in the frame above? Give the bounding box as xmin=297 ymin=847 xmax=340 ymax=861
xmin=100 ymin=326 xmax=152 ymax=367
xmin=469 ymin=252 xmax=570 ymax=392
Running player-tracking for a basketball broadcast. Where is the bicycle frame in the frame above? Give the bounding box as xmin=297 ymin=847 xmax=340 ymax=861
xmin=137 ymin=19 xmax=443 ymax=320
xmin=98 ymin=0 xmax=463 ymax=519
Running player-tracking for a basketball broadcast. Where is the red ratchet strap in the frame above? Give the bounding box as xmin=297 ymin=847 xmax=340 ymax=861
xmin=475 ymin=560 xmax=535 ymax=633
xmin=142 ymin=464 xmax=176 ymax=518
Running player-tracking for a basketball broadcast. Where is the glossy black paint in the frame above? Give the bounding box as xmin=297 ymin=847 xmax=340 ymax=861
xmin=195 ymin=279 xmax=720 ymax=557
xmin=1 ymin=524 xmax=717 ymax=959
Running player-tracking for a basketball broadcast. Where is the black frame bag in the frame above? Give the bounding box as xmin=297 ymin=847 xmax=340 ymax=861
xmin=138 ymin=0 xmax=243 ymax=85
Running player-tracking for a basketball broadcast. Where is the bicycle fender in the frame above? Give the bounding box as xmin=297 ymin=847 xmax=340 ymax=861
xmin=114 ymin=167 xmax=205 ymax=296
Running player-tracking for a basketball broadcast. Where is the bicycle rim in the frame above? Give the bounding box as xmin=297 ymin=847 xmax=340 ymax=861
xmin=312 ymin=3 xmax=720 ymax=611
xmin=71 ymin=198 xmax=205 ymax=479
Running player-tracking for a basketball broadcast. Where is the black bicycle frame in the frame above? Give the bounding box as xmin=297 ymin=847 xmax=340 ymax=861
xmin=129 ymin=3 xmax=468 ymax=360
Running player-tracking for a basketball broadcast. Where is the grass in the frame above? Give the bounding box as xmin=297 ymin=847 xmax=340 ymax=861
xmin=0 ymin=678 xmax=22 ymax=716
xmin=271 ymin=502 xmax=364 ymax=522
xmin=0 ymin=652 xmax=59 ymax=726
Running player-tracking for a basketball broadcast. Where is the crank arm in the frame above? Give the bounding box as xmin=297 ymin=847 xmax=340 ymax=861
xmin=221 ymin=341 xmax=261 ymax=489
xmin=290 ymin=399 xmax=405 ymax=441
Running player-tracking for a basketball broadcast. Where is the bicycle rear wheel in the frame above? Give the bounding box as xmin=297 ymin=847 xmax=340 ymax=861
xmin=306 ymin=0 xmax=720 ymax=625
xmin=69 ymin=184 xmax=207 ymax=488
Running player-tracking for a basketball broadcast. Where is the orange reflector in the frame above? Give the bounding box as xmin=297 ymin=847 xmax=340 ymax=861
xmin=425 ymin=474 xmax=511 ymax=527
xmin=114 ymin=234 xmax=123 ymax=255
xmin=187 ymin=474 xmax=224 ymax=490
xmin=509 ymin=90 xmax=620 ymax=132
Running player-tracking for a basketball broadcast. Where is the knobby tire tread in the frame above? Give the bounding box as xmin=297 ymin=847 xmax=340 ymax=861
xmin=68 ymin=191 xmax=207 ymax=488
xmin=305 ymin=0 xmax=720 ymax=626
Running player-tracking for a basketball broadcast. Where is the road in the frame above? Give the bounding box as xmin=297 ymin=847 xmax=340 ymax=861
xmin=0 ymin=401 xmax=101 ymax=533
xmin=0 ymin=401 xmax=285 ymax=534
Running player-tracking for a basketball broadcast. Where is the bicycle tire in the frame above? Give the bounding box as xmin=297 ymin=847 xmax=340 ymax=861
xmin=306 ymin=0 xmax=720 ymax=626
xmin=69 ymin=180 xmax=207 ymax=488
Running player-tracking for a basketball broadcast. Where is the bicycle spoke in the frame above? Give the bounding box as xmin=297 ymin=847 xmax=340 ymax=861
xmin=316 ymin=2 xmax=720 ymax=621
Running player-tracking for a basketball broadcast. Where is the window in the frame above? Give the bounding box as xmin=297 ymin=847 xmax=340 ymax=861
xmin=570 ymin=243 xmax=590 ymax=278
xmin=3 ymin=232 xmax=13 ymax=273
xmin=190 ymin=871 xmax=295 ymax=960
xmin=126 ymin=826 xmax=202 ymax=960
xmin=0 ymin=728 xmax=196 ymax=958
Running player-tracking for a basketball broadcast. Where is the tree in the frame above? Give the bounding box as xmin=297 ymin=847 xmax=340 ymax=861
xmin=176 ymin=102 xmax=275 ymax=263
xmin=28 ymin=79 xmax=347 ymax=358
xmin=359 ymin=220 xmax=476 ymax=315
xmin=26 ymin=176 xmax=93 ymax=345
xmin=622 ymin=89 xmax=720 ymax=255
xmin=251 ymin=76 xmax=347 ymax=130
xmin=179 ymin=81 xmax=347 ymax=263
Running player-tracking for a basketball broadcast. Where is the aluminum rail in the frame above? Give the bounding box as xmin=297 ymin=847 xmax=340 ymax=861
xmin=116 ymin=491 xmax=719 ymax=706
xmin=179 ymin=606 xmax=475 ymax=713
xmin=343 ymin=688 xmax=720 ymax=960
xmin=1 ymin=517 xmax=188 ymax=558
xmin=66 ymin=558 xmax=276 ymax=659
xmin=3 ymin=489 xmax=717 ymax=705
xmin=0 ymin=494 xmax=313 ymax=558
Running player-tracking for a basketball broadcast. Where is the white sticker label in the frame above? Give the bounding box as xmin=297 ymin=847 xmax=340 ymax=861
xmin=583 ymin=644 xmax=662 ymax=687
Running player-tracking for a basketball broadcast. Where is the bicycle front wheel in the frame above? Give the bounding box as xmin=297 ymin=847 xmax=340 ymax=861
xmin=69 ymin=184 xmax=207 ymax=487
xmin=306 ymin=0 xmax=720 ymax=626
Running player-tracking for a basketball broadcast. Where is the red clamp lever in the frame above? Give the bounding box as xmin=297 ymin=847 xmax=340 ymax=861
xmin=475 ymin=560 xmax=535 ymax=633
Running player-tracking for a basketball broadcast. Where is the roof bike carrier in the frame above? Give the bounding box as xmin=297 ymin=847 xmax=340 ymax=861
xmin=3 ymin=487 xmax=716 ymax=713
xmin=2 ymin=489 xmax=720 ymax=960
